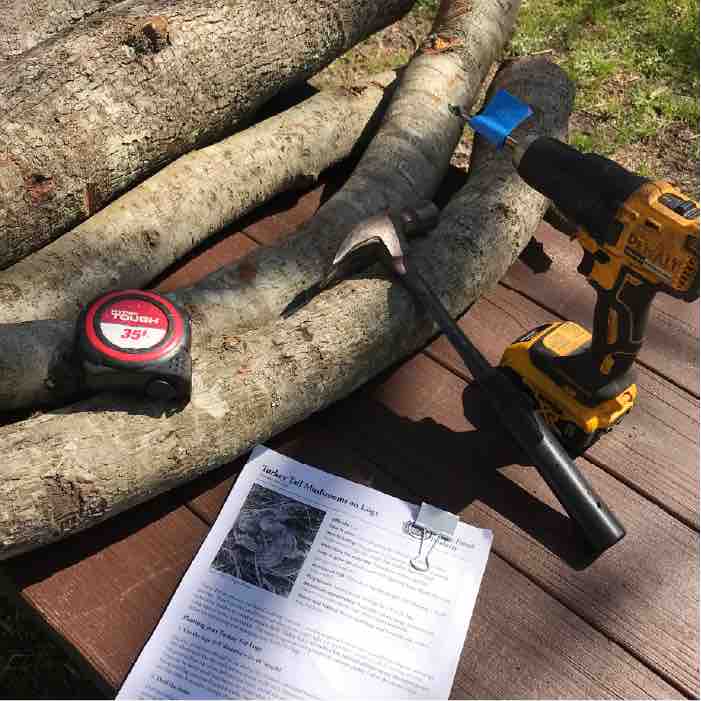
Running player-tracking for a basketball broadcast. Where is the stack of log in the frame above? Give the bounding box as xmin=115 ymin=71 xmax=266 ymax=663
xmin=0 ymin=0 xmax=575 ymax=559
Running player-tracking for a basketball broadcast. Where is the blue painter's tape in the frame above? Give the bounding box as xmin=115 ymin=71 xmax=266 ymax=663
xmin=468 ymin=89 xmax=533 ymax=148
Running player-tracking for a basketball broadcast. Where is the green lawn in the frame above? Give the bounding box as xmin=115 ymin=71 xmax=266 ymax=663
xmin=316 ymin=0 xmax=699 ymax=193
xmin=511 ymin=0 xmax=699 ymax=167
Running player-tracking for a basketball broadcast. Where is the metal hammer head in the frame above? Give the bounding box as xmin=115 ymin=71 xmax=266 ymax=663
xmin=328 ymin=201 xmax=439 ymax=283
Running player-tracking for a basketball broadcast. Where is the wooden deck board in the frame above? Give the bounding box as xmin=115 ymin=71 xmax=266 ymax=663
xmin=427 ymin=285 xmax=700 ymax=528
xmin=319 ymin=353 xmax=699 ymax=694
xmin=184 ymin=427 xmax=681 ymax=700
xmin=456 ymin=554 xmax=682 ymax=700
xmin=240 ymin=187 xmax=325 ymax=246
xmin=1 ymin=172 xmax=696 ymax=698
xmin=155 ymin=234 xmax=258 ymax=293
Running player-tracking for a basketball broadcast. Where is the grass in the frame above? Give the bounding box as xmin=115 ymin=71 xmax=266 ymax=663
xmin=1 ymin=1 xmax=698 ymax=698
xmin=314 ymin=0 xmax=699 ymax=194
xmin=510 ymin=0 xmax=699 ymax=158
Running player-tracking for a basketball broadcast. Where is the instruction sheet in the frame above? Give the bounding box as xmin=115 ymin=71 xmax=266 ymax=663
xmin=118 ymin=445 xmax=493 ymax=699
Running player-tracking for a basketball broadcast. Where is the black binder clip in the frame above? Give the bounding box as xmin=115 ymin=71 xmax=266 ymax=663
xmin=409 ymin=502 xmax=458 ymax=572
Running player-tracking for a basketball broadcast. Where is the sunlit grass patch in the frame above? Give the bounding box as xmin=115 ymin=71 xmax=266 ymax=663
xmin=511 ymin=0 xmax=699 ymax=155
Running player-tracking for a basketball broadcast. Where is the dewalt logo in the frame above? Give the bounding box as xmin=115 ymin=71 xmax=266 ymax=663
xmin=626 ymin=232 xmax=684 ymax=276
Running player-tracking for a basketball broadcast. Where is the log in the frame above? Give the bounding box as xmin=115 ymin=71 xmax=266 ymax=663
xmin=0 ymin=320 xmax=77 ymax=410
xmin=175 ymin=0 xmax=522 ymax=330
xmin=0 ymin=1 xmax=121 ymax=63
xmin=0 ymin=0 xmax=520 ymax=411
xmin=0 ymin=73 xmax=398 ymax=324
xmin=0 ymin=0 xmax=414 ymax=268
xmin=0 ymin=57 xmax=575 ymax=559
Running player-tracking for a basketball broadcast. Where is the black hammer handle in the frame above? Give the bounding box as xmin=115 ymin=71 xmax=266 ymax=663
xmin=399 ymin=264 xmax=625 ymax=554
xmin=481 ymin=368 xmax=626 ymax=553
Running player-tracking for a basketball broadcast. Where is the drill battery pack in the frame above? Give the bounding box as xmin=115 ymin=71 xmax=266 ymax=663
xmin=500 ymin=321 xmax=637 ymax=456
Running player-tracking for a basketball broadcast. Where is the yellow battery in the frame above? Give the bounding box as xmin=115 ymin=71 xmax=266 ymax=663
xmin=500 ymin=322 xmax=636 ymax=442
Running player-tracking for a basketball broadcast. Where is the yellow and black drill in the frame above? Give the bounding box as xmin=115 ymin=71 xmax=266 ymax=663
xmin=500 ymin=135 xmax=700 ymax=455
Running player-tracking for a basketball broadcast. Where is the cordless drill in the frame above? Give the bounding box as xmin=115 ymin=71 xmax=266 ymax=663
xmin=499 ymin=135 xmax=700 ymax=455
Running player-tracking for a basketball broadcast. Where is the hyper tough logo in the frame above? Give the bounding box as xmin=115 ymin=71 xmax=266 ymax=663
xmin=110 ymin=309 xmax=161 ymax=325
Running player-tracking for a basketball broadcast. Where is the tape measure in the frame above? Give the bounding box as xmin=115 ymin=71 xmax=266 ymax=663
xmin=76 ymin=289 xmax=192 ymax=401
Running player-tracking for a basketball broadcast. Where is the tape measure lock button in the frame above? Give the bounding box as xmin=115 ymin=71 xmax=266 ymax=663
xmin=76 ymin=289 xmax=192 ymax=402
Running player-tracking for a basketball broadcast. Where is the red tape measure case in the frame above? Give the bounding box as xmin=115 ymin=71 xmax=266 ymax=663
xmin=76 ymin=290 xmax=192 ymax=401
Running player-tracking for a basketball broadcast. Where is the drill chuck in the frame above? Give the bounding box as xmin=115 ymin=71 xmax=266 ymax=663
xmin=514 ymin=136 xmax=649 ymax=244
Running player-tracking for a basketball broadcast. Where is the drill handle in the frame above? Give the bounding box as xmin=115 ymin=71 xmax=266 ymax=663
xmin=590 ymin=268 xmax=656 ymax=376
xmin=515 ymin=137 xmax=648 ymax=243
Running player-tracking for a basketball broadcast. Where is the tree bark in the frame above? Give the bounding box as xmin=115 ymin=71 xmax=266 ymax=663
xmin=0 ymin=0 xmax=519 ymax=411
xmin=0 ymin=57 xmax=574 ymax=560
xmin=0 ymin=73 xmax=397 ymax=325
xmin=0 ymin=0 xmax=414 ymax=268
xmin=175 ymin=0 xmax=521 ymax=328
xmin=0 ymin=1 xmax=121 ymax=63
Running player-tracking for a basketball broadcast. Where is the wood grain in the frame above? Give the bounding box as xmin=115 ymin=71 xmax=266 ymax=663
xmin=505 ymin=222 xmax=700 ymax=393
xmin=426 ymin=285 xmax=700 ymax=528
xmin=320 ymin=353 xmax=699 ymax=695
xmin=456 ymin=556 xmax=681 ymax=700
xmin=185 ymin=423 xmax=681 ymax=699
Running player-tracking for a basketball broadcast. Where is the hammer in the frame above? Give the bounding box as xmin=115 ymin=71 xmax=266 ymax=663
xmin=325 ymin=204 xmax=625 ymax=556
